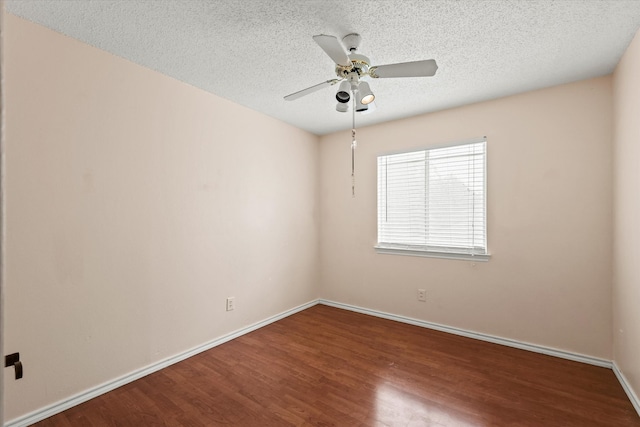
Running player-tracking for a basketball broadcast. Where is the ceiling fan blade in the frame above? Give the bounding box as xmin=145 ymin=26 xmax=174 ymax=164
xmin=312 ymin=35 xmax=352 ymax=67
xmin=369 ymin=59 xmax=438 ymax=78
xmin=284 ymin=79 xmax=340 ymax=101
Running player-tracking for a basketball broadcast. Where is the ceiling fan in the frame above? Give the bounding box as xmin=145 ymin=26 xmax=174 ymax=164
xmin=284 ymin=33 xmax=438 ymax=113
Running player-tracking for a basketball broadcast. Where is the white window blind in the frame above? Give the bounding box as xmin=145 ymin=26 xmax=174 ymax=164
xmin=376 ymin=139 xmax=487 ymax=260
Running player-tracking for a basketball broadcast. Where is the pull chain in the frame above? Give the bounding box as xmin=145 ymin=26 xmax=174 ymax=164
xmin=351 ymin=93 xmax=356 ymax=197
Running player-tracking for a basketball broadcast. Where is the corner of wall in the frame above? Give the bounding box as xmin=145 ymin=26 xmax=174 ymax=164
xmin=611 ymin=27 xmax=640 ymax=415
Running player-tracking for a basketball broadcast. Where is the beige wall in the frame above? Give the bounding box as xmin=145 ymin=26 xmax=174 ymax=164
xmin=613 ymin=29 xmax=640 ymax=404
xmin=3 ymin=14 xmax=319 ymax=422
xmin=320 ymin=77 xmax=613 ymax=359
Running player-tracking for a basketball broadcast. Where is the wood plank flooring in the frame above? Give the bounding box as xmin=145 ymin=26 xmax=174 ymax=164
xmin=34 ymin=305 xmax=640 ymax=426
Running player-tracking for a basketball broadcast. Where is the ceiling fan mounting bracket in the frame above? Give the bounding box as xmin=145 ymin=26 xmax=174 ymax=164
xmin=342 ymin=33 xmax=362 ymax=52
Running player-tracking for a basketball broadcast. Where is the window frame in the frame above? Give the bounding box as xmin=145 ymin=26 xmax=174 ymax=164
xmin=374 ymin=137 xmax=490 ymax=262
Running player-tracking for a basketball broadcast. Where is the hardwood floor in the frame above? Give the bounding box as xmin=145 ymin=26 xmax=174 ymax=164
xmin=35 ymin=305 xmax=639 ymax=426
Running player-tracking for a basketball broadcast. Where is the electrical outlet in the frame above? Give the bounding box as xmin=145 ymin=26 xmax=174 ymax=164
xmin=226 ymin=297 xmax=235 ymax=311
xmin=417 ymin=289 xmax=427 ymax=302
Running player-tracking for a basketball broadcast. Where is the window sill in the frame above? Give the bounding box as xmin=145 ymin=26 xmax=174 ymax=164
xmin=374 ymin=246 xmax=491 ymax=262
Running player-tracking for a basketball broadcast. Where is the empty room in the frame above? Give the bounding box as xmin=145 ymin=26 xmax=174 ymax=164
xmin=2 ymin=0 xmax=640 ymax=426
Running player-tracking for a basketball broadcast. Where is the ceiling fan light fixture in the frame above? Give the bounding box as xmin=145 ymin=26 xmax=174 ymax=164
xmin=358 ymin=81 xmax=375 ymax=105
xmin=336 ymin=102 xmax=349 ymax=113
xmin=356 ymin=92 xmax=369 ymax=112
xmin=336 ymin=80 xmax=351 ymax=103
xmin=361 ymin=94 xmax=375 ymax=105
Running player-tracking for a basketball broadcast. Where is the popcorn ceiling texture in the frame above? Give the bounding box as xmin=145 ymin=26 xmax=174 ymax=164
xmin=6 ymin=0 xmax=640 ymax=135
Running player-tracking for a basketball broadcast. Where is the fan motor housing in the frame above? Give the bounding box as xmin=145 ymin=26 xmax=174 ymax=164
xmin=335 ymin=53 xmax=371 ymax=78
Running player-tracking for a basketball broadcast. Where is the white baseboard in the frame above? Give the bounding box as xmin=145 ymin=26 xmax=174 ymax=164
xmin=613 ymin=362 xmax=640 ymax=417
xmin=5 ymin=299 xmax=319 ymax=427
xmin=318 ymin=299 xmax=613 ymax=369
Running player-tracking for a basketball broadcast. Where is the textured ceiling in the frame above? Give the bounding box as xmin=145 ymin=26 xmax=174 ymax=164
xmin=6 ymin=0 xmax=640 ymax=135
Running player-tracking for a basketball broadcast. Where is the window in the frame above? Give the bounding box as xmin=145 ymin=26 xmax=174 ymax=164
xmin=376 ymin=138 xmax=489 ymax=261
